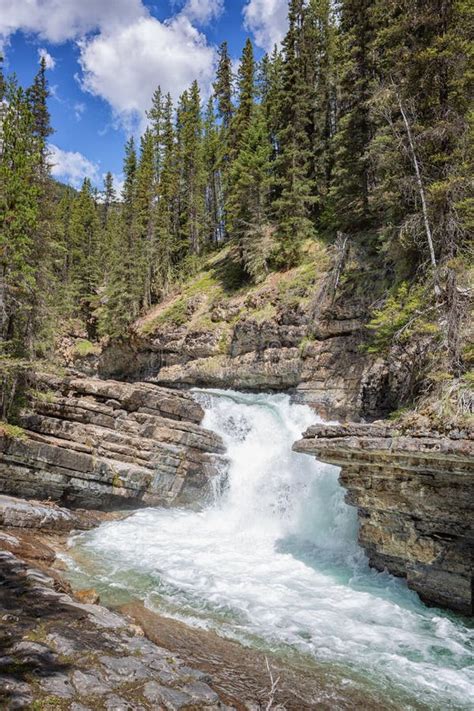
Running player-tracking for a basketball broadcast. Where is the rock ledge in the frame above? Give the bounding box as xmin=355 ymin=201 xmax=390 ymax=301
xmin=294 ymin=423 xmax=474 ymax=615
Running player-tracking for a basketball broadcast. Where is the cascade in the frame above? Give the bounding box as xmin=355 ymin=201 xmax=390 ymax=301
xmin=70 ymin=390 xmax=474 ymax=708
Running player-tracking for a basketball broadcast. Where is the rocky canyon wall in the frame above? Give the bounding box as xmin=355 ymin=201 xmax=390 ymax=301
xmin=0 ymin=374 xmax=225 ymax=510
xmin=294 ymin=423 xmax=473 ymax=615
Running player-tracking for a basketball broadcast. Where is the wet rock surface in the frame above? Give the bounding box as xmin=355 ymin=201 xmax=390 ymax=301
xmin=0 ymin=495 xmax=410 ymax=711
xmin=0 ymin=545 xmax=234 ymax=710
xmin=0 ymin=374 xmax=225 ymax=509
xmin=294 ymin=423 xmax=474 ymax=615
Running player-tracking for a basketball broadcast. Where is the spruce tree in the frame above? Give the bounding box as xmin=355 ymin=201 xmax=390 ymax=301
xmin=303 ymin=0 xmax=338 ymax=225
xmin=177 ymin=82 xmax=206 ymax=257
xmin=147 ymin=86 xmax=164 ymax=181
xmin=100 ymin=209 xmax=135 ymax=338
xmin=69 ymin=178 xmax=101 ymax=336
xmin=203 ymin=97 xmax=223 ymax=245
xmin=329 ymin=0 xmax=375 ymax=242
xmin=134 ymin=128 xmax=156 ymax=309
xmin=232 ymin=38 xmax=256 ymax=154
xmin=273 ymin=0 xmax=315 ymax=267
xmin=102 ymin=171 xmax=115 ymax=228
xmin=0 ymin=80 xmax=40 ymax=356
xmin=27 ymin=56 xmax=53 ymax=174
xmin=227 ymin=106 xmax=273 ymax=282
xmin=155 ymin=93 xmax=179 ymax=291
xmin=120 ymin=137 xmax=140 ymax=316
xmin=213 ymin=41 xmax=234 ymax=129
xmin=213 ymin=41 xmax=234 ymax=236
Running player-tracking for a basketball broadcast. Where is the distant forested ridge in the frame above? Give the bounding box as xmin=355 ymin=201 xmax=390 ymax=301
xmin=0 ymin=0 xmax=472 ymax=417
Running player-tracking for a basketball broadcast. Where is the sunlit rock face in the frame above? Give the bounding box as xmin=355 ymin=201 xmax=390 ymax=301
xmin=0 ymin=373 xmax=225 ymax=510
xmin=97 ymin=302 xmax=382 ymax=421
xmin=294 ymin=422 xmax=474 ymax=615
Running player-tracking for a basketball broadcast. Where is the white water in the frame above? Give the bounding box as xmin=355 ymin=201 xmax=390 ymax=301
xmin=70 ymin=390 xmax=474 ymax=709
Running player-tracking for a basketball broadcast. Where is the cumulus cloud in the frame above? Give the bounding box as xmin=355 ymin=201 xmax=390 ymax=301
xmin=181 ymin=0 xmax=224 ymax=24
xmin=0 ymin=0 xmax=217 ymax=129
xmin=243 ymin=0 xmax=288 ymax=52
xmin=78 ymin=15 xmax=216 ymax=128
xmin=0 ymin=0 xmax=145 ymax=44
xmin=49 ymin=144 xmax=99 ymax=189
xmin=38 ymin=48 xmax=55 ymax=69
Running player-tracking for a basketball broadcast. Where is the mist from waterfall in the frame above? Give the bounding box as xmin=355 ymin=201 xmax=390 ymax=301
xmin=69 ymin=389 xmax=474 ymax=709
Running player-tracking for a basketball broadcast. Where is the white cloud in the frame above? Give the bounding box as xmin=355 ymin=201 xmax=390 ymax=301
xmin=0 ymin=0 xmax=145 ymax=44
xmin=78 ymin=15 xmax=216 ymax=129
xmin=38 ymin=48 xmax=55 ymax=69
xmin=243 ymin=0 xmax=288 ymax=52
xmin=0 ymin=0 xmax=217 ymax=130
xmin=74 ymin=102 xmax=86 ymax=121
xmin=49 ymin=144 xmax=99 ymax=189
xmin=181 ymin=0 xmax=224 ymax=24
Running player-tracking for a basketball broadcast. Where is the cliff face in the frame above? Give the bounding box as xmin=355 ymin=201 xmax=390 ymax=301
xmin=0 ymin=374 xmax=225 ymax=509
xmin=96 ymin=266 xmax=405 ymax=422
xmin=294 ymin=423 xmax=473 ymax=615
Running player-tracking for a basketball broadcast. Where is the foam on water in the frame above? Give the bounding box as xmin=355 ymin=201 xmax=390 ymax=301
xmin=70 ymin=389 xmax=474 ymax=708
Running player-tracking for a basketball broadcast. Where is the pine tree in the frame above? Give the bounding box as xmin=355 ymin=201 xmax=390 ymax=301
xmin=227 ymin=105 xmax=274 ymax=282
xmin=0 ymin=80 xmax=40 ymax=356
xmin=232 ymin=38 xmax=256 ymax=153
xmin=273 ymin=0 xmax=315 ymax=267
xmin=68 ymin=178 xmax=101 ymax=336
xmin=27 ymin=56 xmax=53 ymax=174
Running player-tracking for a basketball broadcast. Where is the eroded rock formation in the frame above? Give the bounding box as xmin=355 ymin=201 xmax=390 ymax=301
xmin=294 ymin=423 xmax=474 ymax=615
xmin=0 ymin=374 xmax=225 ymax=509
xmin=98 ymin=297 xmax=401 ymax=421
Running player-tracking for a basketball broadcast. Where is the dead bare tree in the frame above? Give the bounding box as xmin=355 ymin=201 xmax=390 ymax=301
xmin=371 ymin=82 xmax=440 ymax=295
xmin=395 ymin=90 xmax=438 ymax=278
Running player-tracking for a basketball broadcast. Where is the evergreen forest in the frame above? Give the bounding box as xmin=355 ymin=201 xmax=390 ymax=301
xmin=1 ymin=0 xmax=472 ymax=418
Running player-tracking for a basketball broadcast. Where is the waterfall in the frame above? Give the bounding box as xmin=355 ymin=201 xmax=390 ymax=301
xmin=70 ymin=389 xmax=474 ymax=709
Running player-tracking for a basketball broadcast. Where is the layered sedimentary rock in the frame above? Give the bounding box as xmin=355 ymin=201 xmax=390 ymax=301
xmin=294 ymin=423 xmax=474 ymax=615
xmin=98 ymin=297 xmax=399 ymax=421
xmin=0 ymin=374 xmax=225 ymax=509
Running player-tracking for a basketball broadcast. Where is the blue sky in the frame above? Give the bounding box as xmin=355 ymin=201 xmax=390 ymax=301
xmin=1 ymin=0 xmax=288 ymax=193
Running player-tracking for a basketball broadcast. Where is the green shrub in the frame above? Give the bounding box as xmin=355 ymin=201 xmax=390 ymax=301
xmin=73 ymin=339 xmax=100 ymax=357
xmin=0 ymin=422 xmax=26 ymax=439
xmin=367 ymin=282 xmax=439 ymax=354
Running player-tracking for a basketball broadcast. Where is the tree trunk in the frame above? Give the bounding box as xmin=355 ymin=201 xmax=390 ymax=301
xmin=396 ymin=92 xmax=440 ymax=293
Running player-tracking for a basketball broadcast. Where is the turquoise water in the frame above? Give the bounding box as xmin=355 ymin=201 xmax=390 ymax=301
xmin=69 ymin=389 xmax=474 ymax=710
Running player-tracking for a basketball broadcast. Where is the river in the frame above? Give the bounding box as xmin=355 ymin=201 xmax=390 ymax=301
xmin=67 ymin=389 xmax=474 ymax=709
